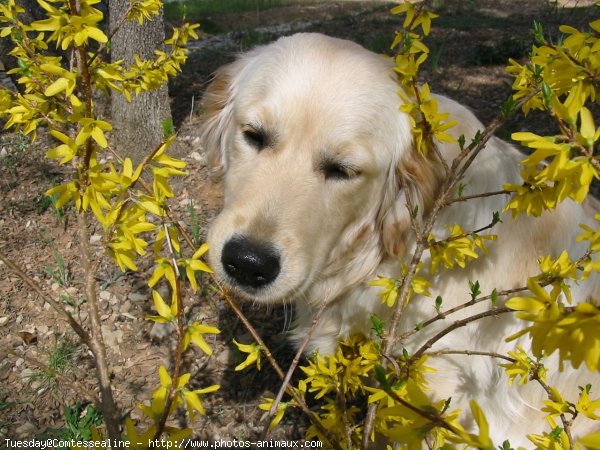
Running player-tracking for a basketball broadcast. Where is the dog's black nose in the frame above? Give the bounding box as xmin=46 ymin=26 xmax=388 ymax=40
xmin=221 ymin=237 xmax=281 ymax=288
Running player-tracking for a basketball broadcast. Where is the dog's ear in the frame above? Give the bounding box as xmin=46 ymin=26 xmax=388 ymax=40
xmin=380 ymin=147 xmax=444 ymax=258
xmin=199 ymin=62 xmax=238 ymax=172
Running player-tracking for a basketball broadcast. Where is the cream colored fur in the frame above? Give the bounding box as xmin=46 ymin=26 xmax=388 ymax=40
xmin=200 ymin=33 xmax=600 ymax=446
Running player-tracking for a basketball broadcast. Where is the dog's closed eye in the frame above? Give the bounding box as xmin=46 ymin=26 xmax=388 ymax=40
xmin=321 ymin=159 xmax=361 ymax=181
xmin=242 ymin=125 xmax=268 ymax=150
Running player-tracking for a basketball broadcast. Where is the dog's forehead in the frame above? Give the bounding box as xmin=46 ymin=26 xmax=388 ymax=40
xmin=234 ymin=35 xmax=397 ymax=138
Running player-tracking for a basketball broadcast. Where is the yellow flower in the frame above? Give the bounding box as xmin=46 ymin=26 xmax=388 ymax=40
xmin=148 ymin=257 xmax=176 ymax=289
xmin=542 ymin=386 xmax=571 ymax=418
xmin=391 ymin=2 xmax=439 ymax=36
xmin=46 ymin=129 xmax=80 ymax=164
xmin=300 ymin=353 xmax=340 ymax=399
xmin=181 ymin=243 xmax=213 ymax=292
xmin=370 ymin=276 xmax=400 ymax=307
xmin=145 ymin=289 xmax=177 ymax=323
xmin=182 ymin=384 xmax=220 ymax=419
xmin=576 ymin=387 xmax=600 ymax=420
xmin=507 ymin=276 xmax=600 ymax=372
xmin=183 ymin=322 xmax=220 ymax=355
xmin=233 ymin=339 xmax=263 ymax=371
xmin=259 ymin=397 xmax=293 ymax=429
xmin=500 ymin=346 xmax=545 ymax=386
xmin=528 ymin=417 xmax=571 ymax=450
xmin=580 ymin=432 xmax=600 ymax=450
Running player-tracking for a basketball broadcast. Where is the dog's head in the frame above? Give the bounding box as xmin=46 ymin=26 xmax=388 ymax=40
xmin=200 ymin=33 xmax=443 ymax=305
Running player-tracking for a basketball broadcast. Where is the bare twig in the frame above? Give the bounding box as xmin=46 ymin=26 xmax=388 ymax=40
xmin=214 ymin=279 xmax=341 ymax=450
xmin=426 ymin=349 xmax=516 ymax=363
xmin=384 ymin=385 xmax=460 ymax=434
xmin=445 ymin=189 xmax=510 ymax=206
xmin=397 ymin=285 xmax=528 ymax=342
xmin=260 ymin=300 xmax=330 ymax=439
xmin=410 ymin=307 xmax=512 ymax=362
xmin=338 ymin=388 xmax=355 ymax=449
xmin=76 ymin=211 xmax=121 ymax=440
xmin=428 ymin=217 xmax=499 ymax=247
xmin=0 ymin=249 xmax=91 ymax=346
xmin=87 ymin=3 xmax=137 ymax=67
xmin=427 ymin=348 xmax=575 ymax=442
xmin=399 ymin=171 xmax=424 ymax=244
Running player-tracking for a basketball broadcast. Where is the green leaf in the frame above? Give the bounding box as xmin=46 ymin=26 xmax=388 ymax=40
xmin=374 ymin=364 xmax=390 ymax=390
xmin=458 ymin=134 xmax=466 ymax=150
xmin=491 ymin=211 xmax=502 ymax=226
xmin=491 ymin=288 xmax=498 ymax=307
xmin=370 ymin=314 xmax=385 ymax=339
xmin=502 ymin=95 xmax=516 ymax=118
xmin=469 ymin=280 xmax=481 ymax=300
xmin=533 ymin=21 xmax=545 ymax=45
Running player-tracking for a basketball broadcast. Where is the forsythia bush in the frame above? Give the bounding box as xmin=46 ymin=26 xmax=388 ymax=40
xmin=0 ymin=0 xmax=217 ymax=444
xmin=1 ymin=0 xmax=600 ymax=449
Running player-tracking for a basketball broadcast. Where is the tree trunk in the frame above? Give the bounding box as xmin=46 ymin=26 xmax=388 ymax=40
xmin=109 ymin=1 xmax=172 ymax=164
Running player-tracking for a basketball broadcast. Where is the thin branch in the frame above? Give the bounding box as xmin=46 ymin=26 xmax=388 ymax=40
xmin=0 ymin=249 xmax=91 ymax=347
xmin=76 ymin=211 xmax=120 ymax=440
xmin=427 ymin=217 xmax=498 ymax=247
xmin=410 ymin=307 xmax=513 ymax=362
xmin=397 ymin=285 xmax=529 ymax=342
xmin=338 ymin=388 xmax=354 ymax=449
xmin=428 ymin=349 xmax=575 ymax=443
xmin=400 ymin=171 xmax=424 ymax=244
xmin=260 ymin=300 xmax=330 ymax=440
xmin=384 ymin=385 xmax=460 ymax=434
xmin=445 ymin=189 xmax=510 ymax=206
xmin=214 ymin=279 xmax=341 ymax=450
xmin=362 ymin=240 xmax=426 ymax=449
xmin=426 ymin=349 xmax=516 ymax=363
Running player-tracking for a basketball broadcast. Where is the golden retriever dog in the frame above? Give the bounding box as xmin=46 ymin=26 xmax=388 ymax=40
xmin=200 ymin=33 xmax=600 ymax=446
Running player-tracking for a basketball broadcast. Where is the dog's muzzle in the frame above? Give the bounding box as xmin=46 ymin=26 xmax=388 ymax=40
xmin=221 ymin=236 xmax=281 ymax=288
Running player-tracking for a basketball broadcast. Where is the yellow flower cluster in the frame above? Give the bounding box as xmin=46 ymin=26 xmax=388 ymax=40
xmin=230 ymin=334 xmax=490 ymax=450
xmin=507 ymin=252 xmax=600 ymax=372
xmin=391 ymin=2 xmax=456 ymax=155
xmin=0 ymin=0 xmax=218 ymax=439
xmin=428 ymin=224 xmax=497 ymax=273
xmin=504 ymin=14 xmax=600 ymax=217
xmin=137 ymin=366 xmax=219 ymax=440
xmin=370 ymin=264 xmax=431 ymax=307
xmin=500 ymin=345 xmax=547 ymax=386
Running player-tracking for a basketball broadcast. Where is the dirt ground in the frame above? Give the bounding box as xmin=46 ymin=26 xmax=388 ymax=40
xmin=0 ymin=0 xmax=597 ymax=444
